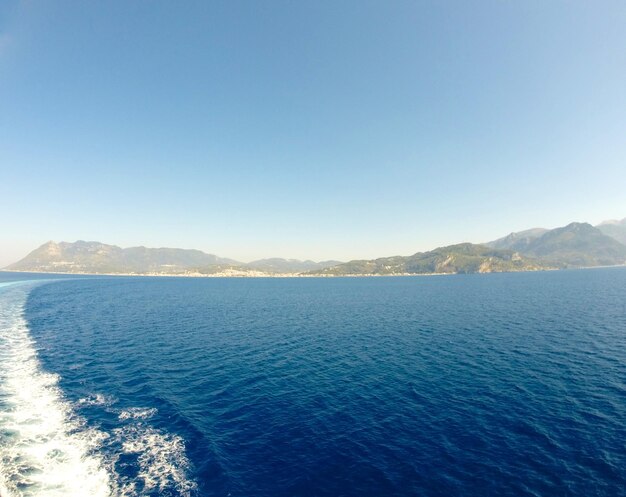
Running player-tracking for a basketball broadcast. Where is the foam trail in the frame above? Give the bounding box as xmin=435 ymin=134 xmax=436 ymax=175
xmin=112 ymin=424 xmax=197 ymax=497
xmin=0 ymin=284 xmax=112 ymax=497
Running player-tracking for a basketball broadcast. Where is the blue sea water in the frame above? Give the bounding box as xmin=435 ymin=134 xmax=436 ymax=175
xmin=0 ymin=269 xmax=625 ymax=497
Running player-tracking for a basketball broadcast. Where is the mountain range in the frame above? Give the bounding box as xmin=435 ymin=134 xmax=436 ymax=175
xmin=310 ymin=243 xmax=552 ymax=276
xmin=484 ymin=222 xmax=626 ymax=267
xmin=5 ymin=218 xmax=626 ymax=276
xmin=5 ymin=241 xmax=341 ymax=276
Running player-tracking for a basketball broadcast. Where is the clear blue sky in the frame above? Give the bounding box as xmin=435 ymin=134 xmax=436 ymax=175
xmin=1 ymin=1 xmax=625 ymax=265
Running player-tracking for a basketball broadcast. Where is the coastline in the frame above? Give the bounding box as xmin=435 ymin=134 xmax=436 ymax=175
xmin=0 ymin=268 xmax=451 ymax=278
xmin=3 ymin=263 xmax=625 ymax=280
xmin=0 ymin=267 xmax=570 ymax=279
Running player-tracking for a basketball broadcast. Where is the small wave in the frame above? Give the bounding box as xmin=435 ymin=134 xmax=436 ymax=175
xmin=118 ymin=407 xmax=157 ymax=421
xmin=77 ymin=393 xmax=117 ymax=408
xmin=0 ymin=285 xmax=112 ymax=497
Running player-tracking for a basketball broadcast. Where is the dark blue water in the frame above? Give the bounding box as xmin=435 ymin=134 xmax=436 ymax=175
xmin=1 ymin=269 xmax=625 ymax=496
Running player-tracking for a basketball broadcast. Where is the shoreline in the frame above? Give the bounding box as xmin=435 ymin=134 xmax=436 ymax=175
xmin=2 ymin=265 xmax=624 ymax=280
xmin=0 ymin=267 xmax=599 ymax=279
xmin=0 ymin=268 xmax=454 ymax=278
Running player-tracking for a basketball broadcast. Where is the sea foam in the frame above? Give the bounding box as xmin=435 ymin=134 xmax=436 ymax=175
xmin=0 ymin=284 xmax=112 ymax=497
xmin=112 ymin=424 xmax=197 ymax=497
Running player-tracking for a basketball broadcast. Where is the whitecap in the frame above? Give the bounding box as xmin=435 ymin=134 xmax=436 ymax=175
xmin=77 ymin=393 xmax=117 ymax=408
xmin=118 ymin=407 xmax=157 ymax=421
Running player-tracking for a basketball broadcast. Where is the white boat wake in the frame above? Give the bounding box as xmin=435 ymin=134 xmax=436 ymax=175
xmin=0 ymin=283 xmax=112 ymax=497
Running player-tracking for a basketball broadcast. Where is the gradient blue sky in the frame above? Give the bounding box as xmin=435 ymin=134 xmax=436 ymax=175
xmin=1 ymin=1 xmax=625 ymax=265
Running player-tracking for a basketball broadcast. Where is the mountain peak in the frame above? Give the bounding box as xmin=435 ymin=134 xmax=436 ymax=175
xmin=485 ymin=228 xmax=548 ymax=252
xmin=523 ymin=222 xmax=626 ymax=266
xmin=563 ymin=222 xmax=593 ymax=231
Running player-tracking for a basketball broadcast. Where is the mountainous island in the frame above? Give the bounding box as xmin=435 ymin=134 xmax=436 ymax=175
xmin=5 ymin=219 xmax=626 ymax=277
xmin=5 ymin=241 xmax=342 ymax=276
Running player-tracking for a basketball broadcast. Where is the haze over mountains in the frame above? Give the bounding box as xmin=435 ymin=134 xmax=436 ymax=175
xmin=6 ymin=241 xmax=341 ymax=276
xmin=311 ymin=243 xmax=551 ymax=276
xmin=5 ymin=218 xmax=626 ymax=276
xmin=486 ymin=228 xmax=550 ymax=252
xmin=596 ymin=218 xmax=626 ymax=245
xmin=485 ymin=222 xmax=626 ymax=267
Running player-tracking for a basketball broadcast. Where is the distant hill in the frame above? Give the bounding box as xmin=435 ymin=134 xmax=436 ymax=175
xmin=486 ymin=228 xmax=548 ymax=251
xmin=6 ymin=241 xmax=342 ymax=275
xmin=6 ymin=218 xmax=626 ymax=277
xmin=309 ymin=243 xmax=554 ymax=276
xmin=246 ymin=258 xmax=342 ymax=273
xmin=486 ymin=222 xmax=626 ymax=267
xmin=6 ymin=241 xmax=241 ymax=274
xmin=318 ymin=219 xmax=626 ymax=276
xmin=597 ymin=218 xmax=626 ymax=245
xmin=520 ymin=222 xmax=626 ymax=267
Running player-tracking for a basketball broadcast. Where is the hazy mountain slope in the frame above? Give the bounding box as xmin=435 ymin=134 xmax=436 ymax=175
xmin=310 ymin=243 xmax=553 ymax=276
xmin=121 ymin=246 xmax=239 ymax=271
xmin=7 ymin=220 xmax=626 ymax=276
xmin=6 ymin=241 xmax=240 ymax=274
xmin=6 ymin=241 xmax=341 ymax=275
xmin=523 ymin=223 xmax=626 ymax=266
xmin=597 ymin=218 xmax=626 ymax=245
xmin=486 ymin=228 xmax=548 ymax=251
